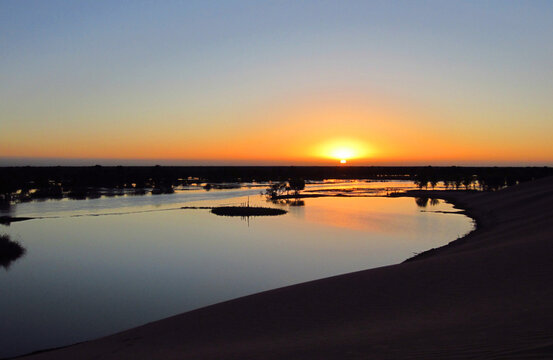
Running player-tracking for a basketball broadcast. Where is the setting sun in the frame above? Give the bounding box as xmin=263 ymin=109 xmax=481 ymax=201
xmin=314 ymin=139 xmax=371 ymax=162
xmin=331 ymin=148 xmax=356 ymax=160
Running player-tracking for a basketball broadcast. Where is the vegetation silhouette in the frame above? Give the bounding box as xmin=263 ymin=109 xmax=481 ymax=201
xmin=0 ymin=234 xmax=26 ymax=269
xmin=288 ymin=178 xmax=306 ymax=195
xmin=1 ymin=166 xmax=551 ymax=204
xmin=152 ymin=186 xmax=174 ymax=195
xmin=270 ymin=198 xmax=305 ymax=207
xmin=0 ymin=201 xmax=11 ymax=213
xmin=67 ymin=187 xmax=101 ymax=200
xmin=265 ymin=178 xmax=306 ymax=199
xmin=204 ymin=183 xmax=241 ymax=190
xmin=265 ymin=182 xmax=287 ymax=199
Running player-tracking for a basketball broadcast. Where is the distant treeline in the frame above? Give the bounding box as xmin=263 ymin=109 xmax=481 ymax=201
xmin=0 ymin=165 xmax=552 ymax=202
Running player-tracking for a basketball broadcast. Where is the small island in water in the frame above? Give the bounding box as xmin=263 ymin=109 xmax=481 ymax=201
xmin=211 ymin=206 xmax=287 ymax=217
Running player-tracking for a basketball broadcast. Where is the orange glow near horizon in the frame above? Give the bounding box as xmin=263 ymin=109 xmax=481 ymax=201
xmin=2 ymin=92 xmax=552 ymax=166
xmin=314 ymin=138 xmax=372 ymax=162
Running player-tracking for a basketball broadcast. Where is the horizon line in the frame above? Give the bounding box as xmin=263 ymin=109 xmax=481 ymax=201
xmin=1 ymin=157 xmax=552 ymax=168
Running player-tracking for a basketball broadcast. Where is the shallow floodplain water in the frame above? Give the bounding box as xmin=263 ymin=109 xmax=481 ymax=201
xmin=0 ymin=181 xmax=473 ymax=357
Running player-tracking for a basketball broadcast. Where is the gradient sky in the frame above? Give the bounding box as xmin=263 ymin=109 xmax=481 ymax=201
xmin=1 ymin=0 xmax=552 ymax=165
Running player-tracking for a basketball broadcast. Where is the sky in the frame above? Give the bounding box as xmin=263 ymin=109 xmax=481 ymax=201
xmin=1 ymin=0 xmax=552 ymax=166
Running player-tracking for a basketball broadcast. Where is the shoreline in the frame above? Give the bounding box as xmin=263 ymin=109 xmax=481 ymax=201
xmin=0 ymin=216 xmax=34 ymax=225
xmin=389 ymin=190 xmax=482 ymax=262
xmin=20 ymin=177 xmax=553 ymax=359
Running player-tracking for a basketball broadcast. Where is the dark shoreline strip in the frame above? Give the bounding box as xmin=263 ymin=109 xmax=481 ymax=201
xmin=0 ymin=216 xmax=34 ymax=225
xmin=211 ymin=206 xmax=287 ymax=217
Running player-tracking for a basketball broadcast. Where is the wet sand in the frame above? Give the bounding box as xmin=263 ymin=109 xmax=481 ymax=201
xmin=21 ymin=176 xmax=553 ymax=359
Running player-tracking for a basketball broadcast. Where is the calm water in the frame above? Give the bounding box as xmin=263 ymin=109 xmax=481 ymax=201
xmin=0 ymin=181 xmax=473 ymax=357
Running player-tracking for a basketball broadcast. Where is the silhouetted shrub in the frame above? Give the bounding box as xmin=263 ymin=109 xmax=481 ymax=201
xmin=0 ymin=234 xmax=26 ymax=269
xmin=288 ymin=178 xmax=306 ymax=195
xmin=265 ymin=182 xmax=287 ymax=199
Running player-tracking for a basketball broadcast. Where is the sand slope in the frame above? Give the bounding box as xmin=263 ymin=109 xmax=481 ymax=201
xmin=22 ymin=177 xmax=553 ymax=359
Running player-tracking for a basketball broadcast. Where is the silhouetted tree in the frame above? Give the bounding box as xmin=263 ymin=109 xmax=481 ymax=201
xmin=265 ymin=182 xmax=287 ymax=199
xmin=462 ymin=176 xmax=474 ymax=190
xmin=479 ymin=175 xmax=505 ymax=191
xmin=414 ymin=177 xmax=428 ymax=189
xmin=454 ymin=177 xmax=463 ymax=190
xmin=287 ymin=178 xmax=305 ymax=196
xmin=429 ymin=177 xmax=438 ymax=190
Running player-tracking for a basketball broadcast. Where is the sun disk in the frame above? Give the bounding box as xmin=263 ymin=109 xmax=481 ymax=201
xmin=313 ymin=138 xmax=372 ymax=163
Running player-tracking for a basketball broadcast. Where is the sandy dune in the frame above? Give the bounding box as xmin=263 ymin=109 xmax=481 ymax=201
xmin=22 ymin=177 xmax=553 ymax=359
